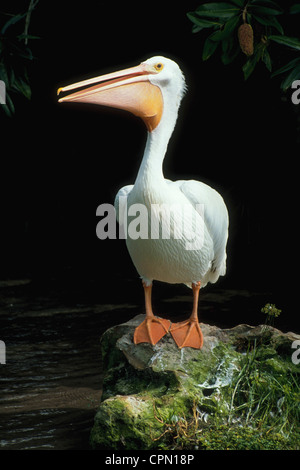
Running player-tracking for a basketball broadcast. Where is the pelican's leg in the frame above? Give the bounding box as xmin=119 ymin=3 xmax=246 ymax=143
xmin=170 ymin=281 xmax=203 ymax=349
xmin=134 ymin=281 xmax=171 ymax=345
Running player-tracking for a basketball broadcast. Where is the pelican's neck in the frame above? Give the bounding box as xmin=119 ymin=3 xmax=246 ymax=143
xmin=134 ymin=105 xmax=179 ymax=189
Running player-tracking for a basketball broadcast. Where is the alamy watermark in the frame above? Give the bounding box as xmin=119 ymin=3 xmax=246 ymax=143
xmin=291 ymin=340 xmax=300 ymax=365
xmin=0 ymin=340 xmax=6 ymax=364
xmin=291 ymin=80 xmax=300 ymax=104
xmin=0 ymin=81 xmax=6 ymax=105
xmin=96 ymin=197 xmax=205 ymax=251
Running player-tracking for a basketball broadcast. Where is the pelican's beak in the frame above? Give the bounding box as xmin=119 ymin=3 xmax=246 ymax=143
xmin=57 ymin=62 xmax=163 ymax=132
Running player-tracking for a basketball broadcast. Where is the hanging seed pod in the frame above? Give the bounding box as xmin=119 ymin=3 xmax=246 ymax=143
xmin=238 ymin=23 xmax=254 ymax=56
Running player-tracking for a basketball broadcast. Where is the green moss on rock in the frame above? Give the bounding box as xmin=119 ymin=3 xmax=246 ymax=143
xmin=90 ymin=315 xmax=300 ymax=450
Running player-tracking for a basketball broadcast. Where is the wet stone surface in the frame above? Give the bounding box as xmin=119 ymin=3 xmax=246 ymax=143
xmin=91 ymin=315 xmax=300 ymax=450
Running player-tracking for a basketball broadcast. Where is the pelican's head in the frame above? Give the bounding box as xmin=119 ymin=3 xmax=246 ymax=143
xmin=57 ymin=56 xmax=186 ymax=132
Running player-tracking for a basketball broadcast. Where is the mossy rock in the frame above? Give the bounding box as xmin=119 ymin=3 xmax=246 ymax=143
xmin=90 ymin=315 xmax=300 ymax=450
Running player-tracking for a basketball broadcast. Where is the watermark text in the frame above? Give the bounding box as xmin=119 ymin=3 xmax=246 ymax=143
xmin=0 ymin=81 xmax=6 ymax=105
xmin=291 ymin=340 xmax=300 ymax=365
xmin=96 ymin=198 xmax=205 ymax=251
xmin=0 ymin=340 xmax=6 ymax=364
xmin=291 ymin=80 xmax=300 ymax=105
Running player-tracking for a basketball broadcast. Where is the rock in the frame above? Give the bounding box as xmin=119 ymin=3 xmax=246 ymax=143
xmin=90 ymin=315 xmax=300 ymax=450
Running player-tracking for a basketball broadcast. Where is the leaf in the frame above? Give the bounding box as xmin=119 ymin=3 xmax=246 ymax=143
xmin=192 ymin=25 xmax=203 ymax=33
xmin=192 ymin=24 xmax=203 ymax=33
xmin=221 ymin=41 xmax=240 ymax=64
xmin=242 ymin=56 xmax=258 ymax=80
xmin=230 ymin=0 xmax=244 ymax=6
xmin=1 ymin=91 xmax=15 ymax=117
xmin=268 ymin=16 xmax=284 ymax=35
xmin=0 ymin=63 xmax=9 ymax=85
xmin=9 ymin=67 xmax=16 ymax=87
xmin=4 ymin=39 xmax=34 ymax=61
xmin=250 ymin=0 xmax=283 ymax=11
xmin=209 ymin=15 xmax=240 ymax=41
xmin=280 ymin=64 xmax=300 ymax=91
xmin=187 ymin=12 xmax=222 ymax=29
xmin=290 ymin=4 xmax=300 ymax=14
xmin=249 ymin=5 xmax=283 ymax=15
xmin=271 ymin=57 xmax=300 ymax=77
xmin=252 ymin=14 xmax=284 ymax=34
xmin=17 ymin=34 xmax=40 ymax=41
xmin=11 ymin=77 xmax=31 ymax=99
xmin=195 ymin=3 xmax=240 ymax=19
xmin=1 ymin=13 xmax=26 ymax=35
xmin=19 ymin=46 xmax=34 ymax=61
xmin=262 ymin=48 xmax=272 ymax=71
xmin=202 ymin=35 xmax=219 ymax=60
xmin=268 ymin=35 xmax=300 ymax=50
xmin=242 ymin=46 xmax=263 ymax=79
xmin=222 ymin=36 xmax=233 ymax=54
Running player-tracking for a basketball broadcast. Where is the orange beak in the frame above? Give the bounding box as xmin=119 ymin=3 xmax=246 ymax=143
xmin=57 ymin=62 xmax=163 ymax=132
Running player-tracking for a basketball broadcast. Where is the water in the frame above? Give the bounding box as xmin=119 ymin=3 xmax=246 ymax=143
xmin=0 ymin=278 xmax=294 ymax=449
xmin=0 ymin=279 xmax=138 ymax=450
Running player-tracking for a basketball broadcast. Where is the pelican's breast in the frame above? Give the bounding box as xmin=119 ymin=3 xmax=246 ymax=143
xmin=124 ymin=183 xmax=214 ymax=285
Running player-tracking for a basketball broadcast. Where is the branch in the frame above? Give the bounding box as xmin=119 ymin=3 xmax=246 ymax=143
xmin=24 ymin=0 xmax=39 ymax=45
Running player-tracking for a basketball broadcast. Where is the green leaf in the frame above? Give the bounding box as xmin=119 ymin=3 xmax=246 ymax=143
xmin=11 ymin=77 xmax=31 ymax=99
xmin=4 ymin=40 xmax=34 ymax=61
xmin=202 ymin=35 xmax=219 ymax=60
xmin=249 ymin=5 xmax=283 ymax=15
xmin=242 ymin=57 xmax=257 ymax=80
xmin=242 ymin=47 xmax=262 ymax=79
xmin=230 ymin=0 xmax=244 ymax=5
xmin=268 ymin=16 xmax=284 ymax=35
xmin=1 ymin=13 xmax=26 ymax=35
xmin=262 ymin=48 xmax=272 ymax=71
xmin=187 ymin=12 xmax=222 ymax=29
xmin=19 ymin=46 xmax=34 ymax=61
xmin=280 ymin=64 xmax=300 ymax=91
xmin=192 ymin=25 xmax=203 ymax=33
xmin=0 ymin=63 xmax=9 ymax=85
xmin=209 ymin=15 xmax=240 ymax=41
xmin=9 ymin=67 xmax=16 ymax=87
xmin=268 ymin=35 xmax=300 ymax=50
xmin=252 ymin=14 xmax=284 ymax=34
xmin=17 ymin=34 xmax=40 ymax=41
xmin=250 ymin=0 xmax=283 ymax=11
xmin=271 ymin=57 xmax=300 ymax=77
xmin=1 ymin=91 xmax=15 ymax=117
xmin=195 ymin=3 xmax=240 ymax=19
xmin=289 ymin=4 xmax=300 ymax=14
xmin=221 ymin=41 xmax=240 ymax=64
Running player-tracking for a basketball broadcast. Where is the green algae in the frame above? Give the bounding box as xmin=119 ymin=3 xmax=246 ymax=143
xmin=90 ymin=315 xmax=300 ymax=450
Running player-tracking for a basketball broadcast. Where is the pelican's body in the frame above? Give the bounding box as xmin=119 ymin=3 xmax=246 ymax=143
xmin=117 ymin=178 xmax=227 ymax=289
xmin=58 ymin=56 xmax=229 ymax=349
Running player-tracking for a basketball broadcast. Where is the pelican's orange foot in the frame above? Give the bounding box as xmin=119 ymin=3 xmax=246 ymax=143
xmin=170 ymin=319 xmax=203 ymax=349
xmin=134 ymin=316 xmax=171 ymax=346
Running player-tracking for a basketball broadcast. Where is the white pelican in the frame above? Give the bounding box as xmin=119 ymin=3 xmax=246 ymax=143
xmin=58 ymin=56 xmax=229 ymax=349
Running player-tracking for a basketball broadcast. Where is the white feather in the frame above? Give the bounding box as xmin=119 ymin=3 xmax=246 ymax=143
xmin=114 ymin=57 xmax=229 ymax=290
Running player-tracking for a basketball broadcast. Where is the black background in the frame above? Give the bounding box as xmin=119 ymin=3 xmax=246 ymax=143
xmin=1 ymin=1 xmax=299 ymax=330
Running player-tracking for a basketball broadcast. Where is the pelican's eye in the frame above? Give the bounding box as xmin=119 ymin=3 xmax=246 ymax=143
xmin=154 ymin=63 xmax=164 ymax=72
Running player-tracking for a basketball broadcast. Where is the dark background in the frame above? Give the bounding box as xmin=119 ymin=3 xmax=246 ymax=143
xmin=1 ymin=1 xmax=299 ymax=330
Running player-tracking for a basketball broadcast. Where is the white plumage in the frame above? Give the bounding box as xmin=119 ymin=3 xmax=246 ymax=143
xmin=115 ymin=56 xmax=229 ymax=291
xmin=58 ymin=55 xmax=229 ymax=349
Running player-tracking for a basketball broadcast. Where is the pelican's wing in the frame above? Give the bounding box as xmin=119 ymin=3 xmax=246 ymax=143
xmin=114 ymin=184 xmax=134 ymax=224
xmin=168 ymin=179 xmax=229 ymax=275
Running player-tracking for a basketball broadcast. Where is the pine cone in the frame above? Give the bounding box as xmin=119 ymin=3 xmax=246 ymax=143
xmin=238 ymin=23 xmax=254 ymax=56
